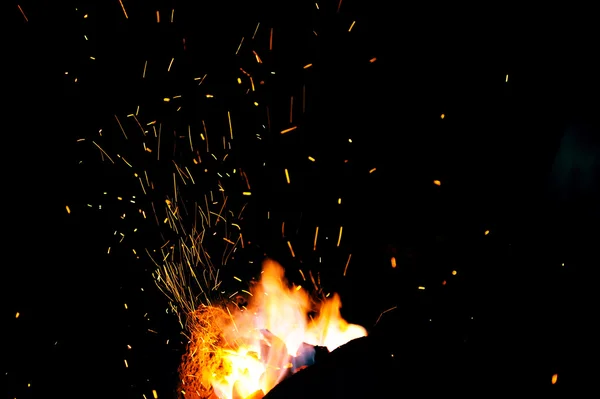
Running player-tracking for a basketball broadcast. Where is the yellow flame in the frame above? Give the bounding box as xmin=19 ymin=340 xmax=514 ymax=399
xmin=180 ymin=260 xmax=367 ymax=399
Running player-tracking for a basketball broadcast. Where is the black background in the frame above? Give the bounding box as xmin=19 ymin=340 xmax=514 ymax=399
xmin=5 ymin=1 xmax=599 ymax=397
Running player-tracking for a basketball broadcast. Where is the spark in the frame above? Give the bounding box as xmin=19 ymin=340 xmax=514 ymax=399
xmin=452 ymin=270 xmax=457 ymax=275
xmin=337 ymin=226 xmax=343 ymax=247
xmin=433 ymin=180 xmax=441 ymax=186
xmin=375 ymin=306 xmax=398 ymax=325
xmin=308 ymin=156 xmax=316 ymax=162
xmin=348 ymin=21 xmax=356 ymax=32
xmin=440 ymin=113 xmax=445 ymax=119
xmin=299 ymin=269 xmax=306 ymax=281
xmin=280 ymin=126 xmax=297 ymax=134
xmin=287 ymin=241 xmax=295 ymax=257
xmin=313 ymin=226 xmax=319 ymax=250
xmin=369 ymin=57 xmax=377 ymax=63
xmin=121 ymin=156 xmax=133 ymax=167
xmin=552 ymin=374 xmax=558 ymax=384
xmin=284 ymin=169 xmax=291 ymax=184
xmin=66 ymin=205 xmax=71 ymax=214
xmin=114 ymin=115 xmax=128 ymax=139
xmin=303 ymin=63 xmax=313 ymax=69
xmin=269 ymin=28 xmax=273 ymax=50
xmin=484 ymin=230 xmax=490 ymax=235
xmin=369 ymin=167 xmax=377 ymax=174
xmin=152 ymin=389 xmax=158 ymax=398
xmin=156 ymin=10 xmax=160 ymax=23
xmin=195 ymin=74 xmax=208 ymax=85
xmin=228 ymin=111 xmax=233 ymax=140
xmin=252 ymin=22 xmax=260 ymax=39
xmin=506 ymin=74 xmax=509 ymax=82
xmin=343 ymin=253 xmax=352 ymax=276
xmin=118 ymin=0 xmax=128 ymax=19
xmin=235 ymin=37 xmax=244 ymax=55
xmin=15 ymin=312 xmax=20 ymax=318
xmin=92 ymin=141 xmax=115 ymax=164
xmin=17 ymin=4 xmax=29 ymax=22
xmin=168 ymin=58 xmax=174 ymax=72
xmin=391 ymin=257 xmax=396 ymax=268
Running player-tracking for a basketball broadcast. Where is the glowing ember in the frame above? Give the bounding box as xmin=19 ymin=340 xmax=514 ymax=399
xmin=179 ymin=260 xmax=367 ymax=399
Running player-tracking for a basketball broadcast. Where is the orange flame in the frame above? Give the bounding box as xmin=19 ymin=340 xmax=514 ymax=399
xmin=179 ymin=260 xmax=367 ymax=399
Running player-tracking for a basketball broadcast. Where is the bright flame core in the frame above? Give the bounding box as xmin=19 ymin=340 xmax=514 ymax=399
xmin=179 ymin=260 xmax=367 ymax=399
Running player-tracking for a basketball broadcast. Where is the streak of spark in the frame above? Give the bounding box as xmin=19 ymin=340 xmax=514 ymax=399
xmin=287 ymin=241 xmax=295 ymax=257
xmin=343 ymin=254 xmax=352 ymax=276
xmin=280 ymin=126 xmax=297 ymax=134
xmin=375 ymin=306 xmax=398 ymax=325
xmin=118 ymin=0 xmax=128 ymax=19
xmin=17 ymin=4 xmax=28 ymax=22
xmin=228 ymin=111 xmax=233 ymax=140
xmin=252 ymin=23 xmax=260 ymax=39
xmin=92 ymin=141 xmax=115 ymax=164
xmin=114 ymin=115 xmax=128 ymax=139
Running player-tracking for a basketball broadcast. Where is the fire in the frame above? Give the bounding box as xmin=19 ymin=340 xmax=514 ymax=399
xmin=179 ymin=260 xmax=367 ymax=399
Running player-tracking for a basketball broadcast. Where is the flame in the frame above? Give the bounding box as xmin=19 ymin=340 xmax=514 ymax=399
xmin=179 ymin=260 xmax=367 ymax=399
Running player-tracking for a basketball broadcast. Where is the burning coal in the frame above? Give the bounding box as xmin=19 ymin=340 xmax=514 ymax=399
xmin=179 ymin=260 xmax=367 ymax=399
